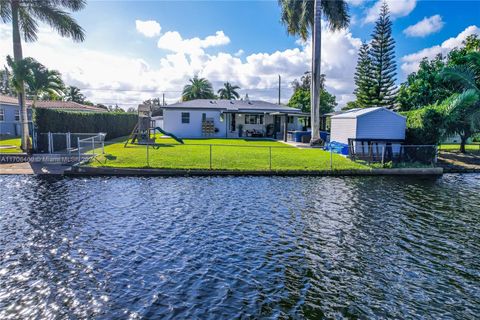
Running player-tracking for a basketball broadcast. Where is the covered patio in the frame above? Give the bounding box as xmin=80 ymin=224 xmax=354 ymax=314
xmin=223 ymin=111 xmax=310 ymax=141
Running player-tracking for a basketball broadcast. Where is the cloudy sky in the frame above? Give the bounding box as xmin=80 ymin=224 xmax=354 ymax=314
xmin=0 ymin=0 xmax=479 ymax=109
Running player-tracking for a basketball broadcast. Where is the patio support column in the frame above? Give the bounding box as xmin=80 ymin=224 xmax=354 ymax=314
xmin=283 ymin=114 xmax=288 ymax=142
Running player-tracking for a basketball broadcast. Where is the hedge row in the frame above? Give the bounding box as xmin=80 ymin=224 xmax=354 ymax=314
xmin=34 ymin=109 xmax=137 ymax=152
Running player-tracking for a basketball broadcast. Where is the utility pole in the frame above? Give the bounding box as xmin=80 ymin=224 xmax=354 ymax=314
xmin=162 ymin=93 xmax=165 ymax=106
xmin=278 ymin=75 xmax=281 ymax=105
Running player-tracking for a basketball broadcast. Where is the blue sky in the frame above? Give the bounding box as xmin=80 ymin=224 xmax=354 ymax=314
xmin=1 ymin=0 xmax=479 ymax=107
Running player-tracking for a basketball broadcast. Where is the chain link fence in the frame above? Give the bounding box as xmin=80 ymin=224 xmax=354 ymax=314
xmin=104 ymin=142 xmax=439 ymax=171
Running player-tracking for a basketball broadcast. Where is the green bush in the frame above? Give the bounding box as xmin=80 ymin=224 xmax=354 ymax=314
xmin=402 ymin=106 xmax=445 ymax=145
xmin=34 ymin=109 xmax=137 ymax=152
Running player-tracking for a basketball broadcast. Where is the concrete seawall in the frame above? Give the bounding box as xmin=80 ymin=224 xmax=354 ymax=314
xmin=66 ymin=166 xmax=444 ymax=177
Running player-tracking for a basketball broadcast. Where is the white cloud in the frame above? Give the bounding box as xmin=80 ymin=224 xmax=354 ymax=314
xmin=364 ymin=0 xmax=417 ymax=24
xmin=157 ymin=30 xmax=230 ymax=55
xmin=135 ymin=20 xmax=161 ymax=38
xmin=401 ymin=25 xmax=480 ymax=74
xmin=0 ymin=23 xmax=361 ymax=109
xmin=234 ymin=49 xmax=244 ymax=57
xmin=403 ymin=15 xmax=444 ymax=37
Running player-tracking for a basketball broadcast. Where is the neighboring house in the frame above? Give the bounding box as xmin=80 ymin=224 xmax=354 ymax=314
xmin=330 ymin=107 xmax=406 ymax=155
xmin=159 ymin=99 xmax=308 ymax=139
xmin=0 ymin=94 xmax=105 ymax=136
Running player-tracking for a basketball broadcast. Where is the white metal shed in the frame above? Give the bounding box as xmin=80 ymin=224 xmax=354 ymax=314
xmin=330 ymin=107 xmax=406 ymax=145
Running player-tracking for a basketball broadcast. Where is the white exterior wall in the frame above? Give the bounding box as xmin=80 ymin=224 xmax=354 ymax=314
xmin=356 ymin=109 xmax=406 ymax=140
xmin=330 ymin=118 xmax=357 ymax=144
xmin=162 ymin=109 xmax=227 ymax=138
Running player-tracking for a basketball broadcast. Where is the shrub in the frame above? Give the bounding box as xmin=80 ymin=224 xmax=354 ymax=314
xmin=402 ymin=106 xmax=445 ymax=145
xmin=34 ymin=109 xmax=137 ymax=152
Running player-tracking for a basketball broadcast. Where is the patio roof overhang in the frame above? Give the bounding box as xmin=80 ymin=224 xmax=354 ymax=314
xmin=269 ymin=112 xmax=310 ymax=117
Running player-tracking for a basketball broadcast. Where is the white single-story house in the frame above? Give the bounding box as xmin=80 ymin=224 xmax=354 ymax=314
xmin=159 ymin=99 xmax=309 ymax=140
xmin=330 ymin=107 xmax=407 ymax=156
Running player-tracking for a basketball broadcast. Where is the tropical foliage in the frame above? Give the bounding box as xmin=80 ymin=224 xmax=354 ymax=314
xmin=278 ymin=0 xmax=349 ymax=143
xmin=182 ymin=76 xmax=215 ymax=101
xmin=217 ymin=82 xmax=240 ymax=100
xmin=0 ymin=0 xmax=86 ymax=152
xmin=288 ymin=72 xmax=337 ymax=114
xmin=64 ymin=86 xmax=85 ymax=103
xmin=401 ymin=35 xmax=480 ymax=152
xmin=397 ymin=55 xmax=452 ymax=111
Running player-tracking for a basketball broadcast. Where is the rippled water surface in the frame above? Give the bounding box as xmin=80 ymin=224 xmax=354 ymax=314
xmin=0 ymin=174 xmax=479 ymax=319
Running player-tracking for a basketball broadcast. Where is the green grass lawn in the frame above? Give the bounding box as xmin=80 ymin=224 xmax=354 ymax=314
xmin=0 ymin=136 xmax=22 ymax=153
xmin=90 ymin=137 xmax=369 ymax=171
xmin=438 ymin=144 xmax=480 ymax=152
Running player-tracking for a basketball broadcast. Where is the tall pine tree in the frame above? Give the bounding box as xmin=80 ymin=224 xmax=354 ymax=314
xmin=353 ymin=42 xmax=374 ymax=107
xmin=369 ymin=2 xmax=397 ymax=108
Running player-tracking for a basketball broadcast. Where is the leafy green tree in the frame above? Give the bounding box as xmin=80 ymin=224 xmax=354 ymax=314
xmin=217 ymin=82 xmax=240 ymax=100
xmin=0 ymin=67 xmax=13 ymax=95
xmin=64 ymin=86 xmax=85 ymax=103
xmin=278 ymin=0 xmax=349 ymax=143
xmin=288 ymin=72 xmax=337 ymax=114
xmin=182 ymin=75 xmax=215 ymax=101
xmin=440 ymin=51 xmax=480 ymax=153
xmin=404 ymin=106 xmax=445 ymax=145
xmin=0 ymin=0 xmax=86 ymax=151
xmin=369 ymin=2 xmax=397 ymax=108
xmin=397 ymin=55 xmax=452 ymax=111
xmin=342 ymin=100 xmax=359 ymax=111
xmin=353 ymin=42 xmax=374 ymax=108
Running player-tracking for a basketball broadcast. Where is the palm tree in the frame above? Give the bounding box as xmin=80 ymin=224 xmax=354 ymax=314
xmin=0 ymin=0 xmax=86 ymax=151
xmin=440 ymin=52 xmax=480 ymax=153
xmin=64 ymin=86 xmax=85 ymax=103
xmin=182 ymin=75 xmax=215 ymax=101
xmin=25 ymin=59 xmax=64 ymax=104
xmin=278 ymin=0 xmax=349 ymax=144
xmin=217 ymin=82 xmax=240 ymax=100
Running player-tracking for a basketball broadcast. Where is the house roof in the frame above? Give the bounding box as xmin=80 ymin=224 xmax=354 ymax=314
xmin=161 ymin=99 xmax=303 ymax=114
xmin=330 ymin=107 xmax=406 ymax=119
xmin=0 ymin=94 xmax=105 ymax=112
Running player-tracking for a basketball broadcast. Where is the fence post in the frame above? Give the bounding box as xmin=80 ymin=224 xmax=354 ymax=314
xmin=77 ymin=137 xmax=80 ymax=161
xmin=48 ymin=132 xmax=52 ymax=154
xmin=330 ymin=149 xmax=333 ymax=171
xmin=91 ymin=136 xmax=95 ymax=155
xmin=381 ymin=146 xmax=385 ymax=165
xmin=269 ymin=146 xmax=272 ymax=171
xmin=209 ymin=144 xmax=212 ymax=169
xmin=146 ymin=143 xmax=149 ymax=167
xmin=66 ymin=132 xmax=71 ymax=154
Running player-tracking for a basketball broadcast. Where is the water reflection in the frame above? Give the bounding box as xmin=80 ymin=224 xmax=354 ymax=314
xmin=0 ymin=174 xmax=479 ymax=319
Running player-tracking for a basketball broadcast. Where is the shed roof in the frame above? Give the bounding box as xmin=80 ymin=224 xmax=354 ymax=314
xmin=330 ymin=107 xmax=406 ymax=119
xmin=162 ymin=99 xmax=302 ymax=114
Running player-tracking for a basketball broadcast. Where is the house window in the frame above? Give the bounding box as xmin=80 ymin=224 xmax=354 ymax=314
xmin=245 ymin=114 xmax=264 ymax=125
xmin=15 ymin=109 xmax=20 ymax=122
xmin=202 ymin=113 xmax=206 ymax=122
xmin=181 ymin=112 xmax=190 ymax=124
xmin=0 ymin=108 xmax=4 ymax=121
xmin=288 ymin=116 xmax=294 ymax=124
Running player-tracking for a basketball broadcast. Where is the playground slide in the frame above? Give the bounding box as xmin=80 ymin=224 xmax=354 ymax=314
xmin=154 ymin=127 xmax=184 ymax=144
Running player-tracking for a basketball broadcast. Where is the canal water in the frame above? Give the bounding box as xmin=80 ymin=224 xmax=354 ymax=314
xmin=0 ymin=174 xmax=479 ymax=319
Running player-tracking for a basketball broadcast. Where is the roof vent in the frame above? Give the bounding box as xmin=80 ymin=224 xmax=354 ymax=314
xmin=230 ymin=101 xmax=234 ymax=104
xmin=210 ymin=100 xmax=214 ymax=104
xmin=248 ymin=101 xmax=253 ymax=105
